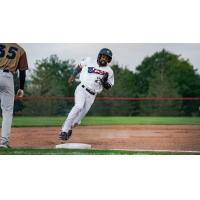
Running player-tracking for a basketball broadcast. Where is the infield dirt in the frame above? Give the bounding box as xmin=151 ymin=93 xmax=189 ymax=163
xmin=7 ymin=125 xmax=200 ymax=151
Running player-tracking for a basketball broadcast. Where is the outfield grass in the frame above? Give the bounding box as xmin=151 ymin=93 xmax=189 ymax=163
xmin=0 ymin=116 xmax=199 ymax=127
xmin=0 ymin=148 xmax=200 ymax=155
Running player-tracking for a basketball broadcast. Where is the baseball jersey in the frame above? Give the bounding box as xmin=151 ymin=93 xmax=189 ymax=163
xmin=0 ymin=43 xmax=28 ymax=73
xmin=79 ymin=57 xmax=114 ymax=93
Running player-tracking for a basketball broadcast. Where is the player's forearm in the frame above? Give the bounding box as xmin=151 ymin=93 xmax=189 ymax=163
xmin=19 ymin=70 xmax=26 ymax=90
xmin=72 ymin=65 xmax=82 ymax=77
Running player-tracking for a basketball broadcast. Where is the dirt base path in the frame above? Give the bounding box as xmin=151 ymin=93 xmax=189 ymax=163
xmin=7 ymin=125 xmax=200 ymax=151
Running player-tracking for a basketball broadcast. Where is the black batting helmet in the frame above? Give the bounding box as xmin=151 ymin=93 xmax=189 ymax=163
xmin=97 ymin=48 xmax=112 ymax=63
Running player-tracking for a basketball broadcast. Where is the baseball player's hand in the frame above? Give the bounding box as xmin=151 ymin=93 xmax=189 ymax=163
xmin=68 ymin=75 xmax=75 ymax=86
xmin=16 ymin=89 xmax=24 ymax=98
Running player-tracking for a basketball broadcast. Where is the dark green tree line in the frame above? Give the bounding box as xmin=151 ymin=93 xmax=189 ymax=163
xmin=22 ymin=55 xmax=77 ymax=115
xmin=135 ymin=49 xmax=200 ymax=115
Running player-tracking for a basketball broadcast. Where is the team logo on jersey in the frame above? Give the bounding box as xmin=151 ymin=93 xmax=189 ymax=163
xmin=88 ymin=67 xmax=106 ymax=75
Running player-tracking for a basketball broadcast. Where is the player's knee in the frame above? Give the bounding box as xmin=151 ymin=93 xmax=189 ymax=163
xmin=72 ymin=122 xmax=80 ymax=128
xmin=2 ymin=106 xmax=13 ymax=115
xmin=74 ymin=104 xmax=84 ymax=112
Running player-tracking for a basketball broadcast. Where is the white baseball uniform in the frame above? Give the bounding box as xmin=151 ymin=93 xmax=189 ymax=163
xmin=62 ymin=57 xmax=114 ymax=132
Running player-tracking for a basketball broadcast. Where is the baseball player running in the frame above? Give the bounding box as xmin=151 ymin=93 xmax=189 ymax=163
xmin=0 ymin=43 xmax=28 ymax=148
xmin=59 ymin=48 xmax=114 ymax=141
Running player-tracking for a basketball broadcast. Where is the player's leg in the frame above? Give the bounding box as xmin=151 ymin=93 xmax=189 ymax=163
xmin=0 ymin=75 xmax=14 ymax=147
xmin=71 ymin=105 xmax=86 ymax=128
xmin=72 ymin=93 xmax=96 ymax=127
xmin=61 ymin=84 xmax=86 ymax=134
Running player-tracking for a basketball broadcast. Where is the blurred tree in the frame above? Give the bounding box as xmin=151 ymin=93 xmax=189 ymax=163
xmin=29 ymin=55 xmax=76 ymax=96
xmin=140 ymin=70 xmax=181 ymax=116
xmin=135 ymin=49 xmax=200 ymax=115
xmin=23 ymin=55 xmax=76 ymax=116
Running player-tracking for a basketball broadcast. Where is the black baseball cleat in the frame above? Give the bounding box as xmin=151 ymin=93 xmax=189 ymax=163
xmin=59 ymin=130 xmax=72 ymax=141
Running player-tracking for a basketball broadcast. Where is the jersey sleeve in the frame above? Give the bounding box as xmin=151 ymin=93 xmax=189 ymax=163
xmin=17 ymin=52 xmax=28 ymax=71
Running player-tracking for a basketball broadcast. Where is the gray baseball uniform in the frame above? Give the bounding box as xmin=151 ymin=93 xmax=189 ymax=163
xmin=0 ymin=43 xmax=28 ymax=146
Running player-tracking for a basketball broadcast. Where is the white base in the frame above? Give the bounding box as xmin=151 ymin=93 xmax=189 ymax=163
xmin=55 ymin=143 xmax=92 ymax=149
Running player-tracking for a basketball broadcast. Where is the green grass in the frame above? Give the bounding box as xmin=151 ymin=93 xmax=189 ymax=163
xmin=0 ymin=116 xmax=199 ymax=127
xmin=0 ymin=148 xmax=200 ymax=155
xmin=83 ymin=116 xmax=200 ymax=125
